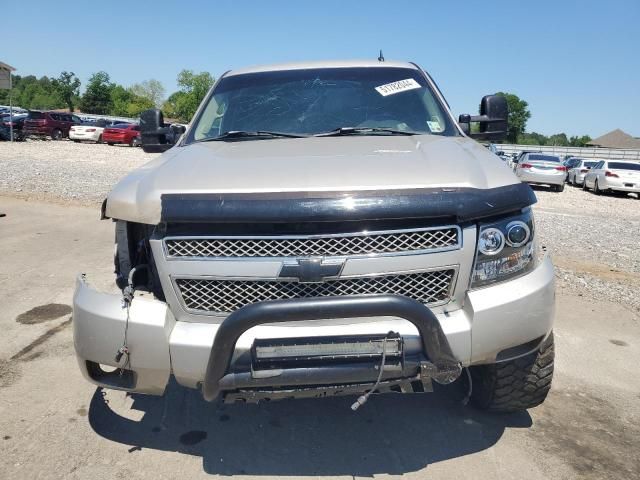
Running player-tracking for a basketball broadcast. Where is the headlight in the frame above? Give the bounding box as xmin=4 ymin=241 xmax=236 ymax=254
xmin=471 ymin=208 xmax=537 ymax=288
xmin=478 ymin=228 xmax=505 ymax=255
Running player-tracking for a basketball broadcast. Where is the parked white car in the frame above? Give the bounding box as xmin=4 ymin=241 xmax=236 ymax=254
xmin=515 ymin=153 xmax=566 ymax=192
xmin=69 ymin=119 xmax=127 ymax=143
xmin=583 ymin=160 xmax=640 ymax=196
xmin=567 ymin=159 xmax=600 ymax=186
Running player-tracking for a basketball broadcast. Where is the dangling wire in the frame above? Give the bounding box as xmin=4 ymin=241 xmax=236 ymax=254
xmin=461 ymin=367 xmax=473 ymax=406
xmin=351 ymin=335 xmax=389 ymax=411
xmin=115 ymin=264 xmax=148 ymax=375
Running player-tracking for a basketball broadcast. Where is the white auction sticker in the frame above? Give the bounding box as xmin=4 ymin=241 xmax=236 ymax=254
xmin=375 ymin=78 xmax=421 ymax=96
xmin=427 ymin=119 xmax=444 ymax=133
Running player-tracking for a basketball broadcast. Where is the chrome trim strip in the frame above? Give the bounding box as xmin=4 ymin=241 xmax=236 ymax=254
xmin=162 ymin=225 xmax=463 ymax=261
xmin=170 ymin=265 xmax=459 ymax=316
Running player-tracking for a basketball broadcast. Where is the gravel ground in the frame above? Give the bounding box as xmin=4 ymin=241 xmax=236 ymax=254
xmin=0 ymin=139 xmax=157 ymax=204
xmin=533 ymin=185 xmax=640 ymax=314
xmin=1 ymin=140 xmax=638 ymax=315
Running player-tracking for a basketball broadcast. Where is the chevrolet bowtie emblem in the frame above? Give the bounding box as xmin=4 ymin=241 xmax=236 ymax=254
xmin=279 ymin=257 xmax=345 ymax=283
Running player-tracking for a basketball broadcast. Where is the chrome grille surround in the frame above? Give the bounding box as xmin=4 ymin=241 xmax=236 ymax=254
xmin=164 ymin=226 xmax=461 ymax=260
xmin=174 ymin=268 xmax=457 ymax=314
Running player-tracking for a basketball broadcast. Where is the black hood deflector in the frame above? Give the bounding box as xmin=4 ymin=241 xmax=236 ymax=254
xmin=160 ymin=183 xmax=536 ymax=224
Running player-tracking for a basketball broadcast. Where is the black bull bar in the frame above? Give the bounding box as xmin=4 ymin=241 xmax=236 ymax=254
xmin=202 ymin=294 xmax=462 ymax=402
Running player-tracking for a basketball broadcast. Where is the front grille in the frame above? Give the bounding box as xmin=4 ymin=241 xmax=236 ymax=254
xmin=175 ymin=269 xmax=456 ymax=314
xmin=165 ymin=227 xmax=460 ymax=258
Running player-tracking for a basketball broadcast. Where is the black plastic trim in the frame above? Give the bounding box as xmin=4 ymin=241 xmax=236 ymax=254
xmin=86 ymin=361 xmax=136 ymax=389
xmin=202 ymin=294 xmax=459 ymax=401
xmin=219 ymin=360 xmax=414 ymax=391
xmin=496 ymin=335 xmax=545 ymax=362
xmin=161 ymin=183 xmax=536 ymax=225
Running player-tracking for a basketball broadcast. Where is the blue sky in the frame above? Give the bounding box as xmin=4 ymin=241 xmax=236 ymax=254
xmin=4 ymin=0 xmax=639 ymax=137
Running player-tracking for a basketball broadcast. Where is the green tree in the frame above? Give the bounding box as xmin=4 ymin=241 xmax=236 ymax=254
xmin=52 ymin=71 xmax=81 ymax=112
xmin=161 ymin=91 xmax=187 ymax=120
xmin=569 ymin=135 xmax=592 ymax=147
xmin=494 ymin=92 xmax=531 ymax=143
xmin=110 ymin=85 xmax=133 ymax=116
xmin=0 ymin=74 xmax=63 ymax=110
xmin=517 ymin=132 xmax=546 ymax=145
xmin=162 ymin=70 xmax=215 ymax=122
xmin=110 ymin=85 xmax=155 ymax=117
xmin=79 ymin=71 xmax=114 ymax=114
xmin=546 ymin=133 xmax=569 ymax=146
xmin=130 ymin=79 xmax=165 ymax=108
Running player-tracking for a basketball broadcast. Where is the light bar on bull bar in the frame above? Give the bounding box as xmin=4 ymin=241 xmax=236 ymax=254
xmin=252 ymin=334 xmax=403 ymax=365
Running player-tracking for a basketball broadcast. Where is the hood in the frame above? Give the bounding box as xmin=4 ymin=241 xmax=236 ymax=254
xmin=106 ymin=134 xmax=522 ymax=224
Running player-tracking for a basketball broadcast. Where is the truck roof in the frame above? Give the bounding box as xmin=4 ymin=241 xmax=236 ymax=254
xmin=224 ymin=59 xmax=419 ymax=77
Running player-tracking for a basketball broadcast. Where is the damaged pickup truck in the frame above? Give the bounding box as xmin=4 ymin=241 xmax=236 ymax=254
xmin=73 ymin=60 xmax=555 ymax=412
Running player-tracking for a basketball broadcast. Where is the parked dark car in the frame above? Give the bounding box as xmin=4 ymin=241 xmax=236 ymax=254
xmin=23 ymin=111 xmax=82 ymax=140
xmin=0 ymin=113 xmax=28 ymax=141
xmin=102 ymin=123 xmax=141 ymax=146
xmin=0 ymin=124 xmax=20 ymax=141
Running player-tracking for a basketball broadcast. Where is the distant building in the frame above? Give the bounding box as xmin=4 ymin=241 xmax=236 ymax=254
xmin=587 ymin=129 xmax=640 ymax=149
xmin=0 ymin=61 xmax=16 ymax=90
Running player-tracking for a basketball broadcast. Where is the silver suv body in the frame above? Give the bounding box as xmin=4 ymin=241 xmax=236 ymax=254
xmin=73 ymin=60 xmax=555 ymax=411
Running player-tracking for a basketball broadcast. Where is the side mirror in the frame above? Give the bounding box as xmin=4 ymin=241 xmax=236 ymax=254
xmin=168 ymin=124 xmax=186 ymax=144
xmin=140 ymin=109 xmax=181 ymax=153
xmin=458 ymin=94 xmax=509 ymax=141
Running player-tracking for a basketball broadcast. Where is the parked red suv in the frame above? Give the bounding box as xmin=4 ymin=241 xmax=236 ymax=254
xmin=102 ymin=123 xmax=141 ymax=146
xmin=23 ymin=111 xmax=82 ymax=140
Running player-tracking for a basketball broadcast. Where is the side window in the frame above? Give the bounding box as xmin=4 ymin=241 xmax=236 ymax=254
xmin=133 ymin=126 xmax=140 ymax=131
xmin=50 ymin=113 xmax=59 ymax=121
xmin=595 ymin=161 xmax=604 ymax=169
xmin=72 ymin=115 xmax=82 ymax=123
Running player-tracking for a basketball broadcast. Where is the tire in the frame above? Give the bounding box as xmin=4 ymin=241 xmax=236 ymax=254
xmin=594 ymin=180 xmax=601 ymax=195
xmin=107 ymin=142 xmax=115 ymax=146
xmin=73 ymin=140 xmax=80 ymax=143
xmin=51 ymin=129 xmax=63 ymax=140
xmin=571 ymin=175 xmax=577 ymax=187
xmin=470 ymin=333 xmax=554 ymax=412
xmin=97 ymin=134 xmax=103 ymax=144
xmin=132 ymin=137 xmax=141 ymax=147
xmin=556 ymin=182 xmax=565 ymax=193
xmin=582 ymin=179 xmax=589 ymax=191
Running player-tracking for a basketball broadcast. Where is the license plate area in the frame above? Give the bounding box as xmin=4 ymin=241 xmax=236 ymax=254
xmin=624 ymin=183 xmax=634 ymax=187
xmin=251 ymin=333 xmax=403 ymax=369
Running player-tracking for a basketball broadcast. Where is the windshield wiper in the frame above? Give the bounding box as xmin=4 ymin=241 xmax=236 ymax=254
xmin=314 ymin=127 xmax=420 ymax=137
xmin=199 ymin=130 xmax=308 ymax=142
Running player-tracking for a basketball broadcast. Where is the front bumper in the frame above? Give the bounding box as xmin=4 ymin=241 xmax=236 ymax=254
xmin=72 ymin=256 xmax=555 ymax=396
